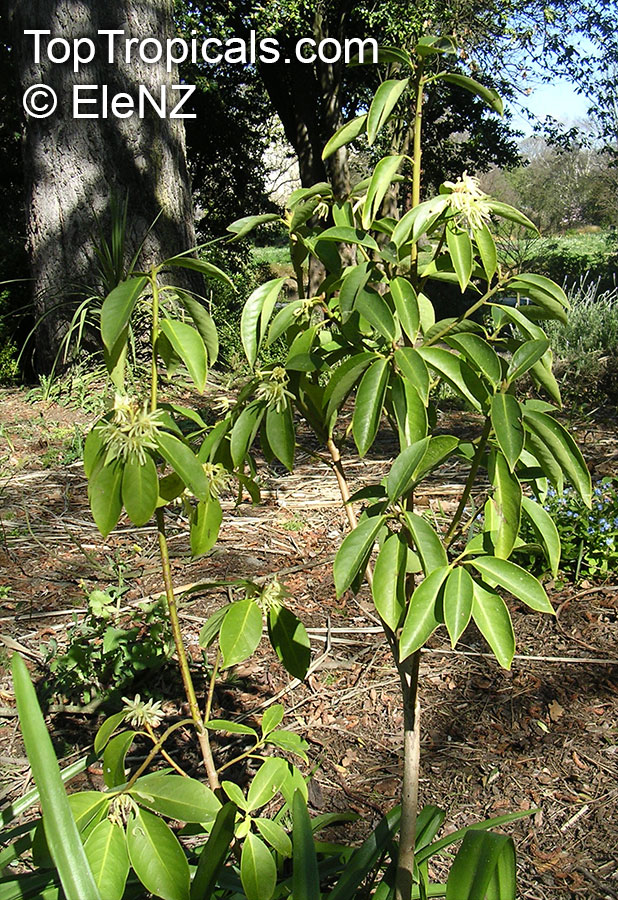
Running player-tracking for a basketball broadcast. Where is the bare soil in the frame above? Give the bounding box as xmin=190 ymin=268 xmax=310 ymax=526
xmin=0 ymin=386 xmax=616 ymax=899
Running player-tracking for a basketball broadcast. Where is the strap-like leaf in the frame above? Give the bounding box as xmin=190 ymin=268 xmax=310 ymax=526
xmin=471 ymin=579 xmax=515 ymax=669
xmin=523 ymin=409 xmax=591 ymax=506
xmin=445 ymin=829 xmax=516 ymax=900
xmin=352 ymin=358 xmax=389 ymax=456
xmin=362 ymin=156 xmax=404 ymax=230
xmin=334 ymin=514 xmax=386 ymax=597
xmin=399 ymin=566 xmax=449 ymax=660
xmin=292 ymin=791 xmax=320 ymax=900
xmin=440 ymin=73 xmax=503 ymax=115
xmin=322 ymin=114 xmax=367 ymax=160
xmin=367 ymin=78 xmax=409 ymax=145
xmin=469 ymin=556 xmax=554 ymax=614
xmin=101 ymin=277 xmax=147 ymax=353
xmin=491 ymin=394 xmax=523 ymax=471
xmin=241 ymin=278 xmax=286 ymax=367
xmin=444 ymin=567 xmax=474 ymax=648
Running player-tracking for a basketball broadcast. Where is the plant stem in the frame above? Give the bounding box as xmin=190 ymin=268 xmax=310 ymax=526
xmin=144 ymin=723 xmax=188 ymax=777
xmin=445 ymin=416 xmax=492 ymax=547
xmin=125 ymin=719 xmax=192 ymax=790
xmin=394 ymin=649 xmax=421 ymax=900
xmin=327 ymin=437 xmax=373 ymax=588
xmin=156 ymin=508 xmax=220 ymax=791
xmin=204 ymin=648 xmax=220 ymax=724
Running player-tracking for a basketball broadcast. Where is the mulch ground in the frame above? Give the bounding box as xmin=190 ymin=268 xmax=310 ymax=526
xmin=0 ymin=385 xmax=616 ymax=899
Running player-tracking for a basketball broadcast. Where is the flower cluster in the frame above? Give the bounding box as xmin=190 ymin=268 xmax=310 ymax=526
xmin=443 ymin=172 xmax=493 ymax=231
xmin=122 ymin=693 xmax=164 ymax=728
xmin=255 ymin=367 xmax=293 ymax=413
xmin=100 ymin=394 xmax=163 ymax=465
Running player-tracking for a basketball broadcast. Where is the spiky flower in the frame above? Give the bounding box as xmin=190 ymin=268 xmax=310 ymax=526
xmin=122 ymin=693 xmax=164 ymax=728
xmin=108 ymin=794 xmax=137 ymax=827
xmin=255 ymin=577 xmax=290 ymax=613
xmin=443 ymin=172 xmax=492 ymax=230
xmin=100 ymin=395 xmax=164 ymax=466
xmin=255 ymin=367 xmax=293 ymax=413
xmin=203 ymin=462 xmax=234 ymax=497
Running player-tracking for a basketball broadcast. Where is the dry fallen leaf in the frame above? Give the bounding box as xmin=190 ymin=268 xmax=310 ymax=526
xmin=549 ymin=700 xmax=564 ymax=721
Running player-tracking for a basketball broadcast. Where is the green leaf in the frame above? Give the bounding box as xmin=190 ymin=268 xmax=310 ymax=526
xmin=326 ymin=806 xmax=402 ymax=900
xmin=159 ymin=319 xmax=207 ymax=392
xmin=155 ymin=432 xmax=208 ymax=501
xmin=83 ymin=422 xmax=107 ymax=478
xmin=227 ymin=214 xmax=281 ymax=241
xmin=444 ymin=567 xmax=474 ymax=648
xmin=198 ymin=605 xmax=229 ymax=649
xmin=205 ymin=719 xmax=258 ymax=737
xmin=88 ymin=460 xmax=123 ymax=538
xmin=11 ymin=654 xmax=102 ymax=900
xmin=445 ymin=334 xmax=502 ymax=387
xmin=520 ymin=495 xmax=561 ymax=578
xmin=474 ymin=223 xmax=497 ymax=281
xmin=190 ymin=803 xmax=236 ymax=900
xmin=338 ymin=263 xmax=372 ymax=320
xmin=403 ymin=513 xmax=447 ymax=574
xmin=491 ymin=395 xmax=524 ymax=471
xmin=488 ymin=200 xmax=537 ymax=231
xmin=255 ymin=818 xmax=292 ymax=858
xmin=102 ymin=731 xmax=135 ymax=788
xmin=386 ymin=439 xmax=430 ymax=501
xmin=362 ymin=156 xmax=404 ymax=230
xmin=471 ymin=580 xmax=515 ymax=669
xmin=390 ymin=277 xmax=420 ymax=343
xmin=261 ymin=704 xmax=285 ymax=735
xmin=506 ymin=339 xmax=550 ymax=383
xmin=469 ymin=556 xmax=554 ymax=614
xmin=399 ymin=566 xmax=449 ymax=660
xmin=292 ymin=791 xmax=320 ymax=900
xmin=175 ymin=291 xmax=219 ymax=365
xmin=334 ymin=515 xmax=385 ymax=597
xmin=317 ymin=226 xmax=379 ymax=251
xmin=413 ymin=435 xmax=460 ymax=484
xmin=221 ymin=781 xmax=248 ymax=811
xmin=247 ymin=758 xmax=289 ymax=812
xmin=94 ymin=711 xmax=128 ymax=755
xmin=322 ymin=114 xmax=367 ymax=160
xmin=446 ymin=830 xmax=516 ymax=900
xmin=101 ymin=277 xmax=147 ymax=353
xmin=230 ymin=403 xmax=264 ymax=467
xmin=441 ymin=73 xmax=503 ymax=114
xmin=355 ymin=288 xmax=397 ymax=341
xmin=372 ymin=532 xmax=407 ymax=630
xmin=391 ymin=196 xmax=449 ymax=247
xmin=487 ymin=452 xmax=522 ymax=559
xmin=367 ymin=78 xmax=409 ymax=145
xmin=352 ymin=358 xmax=389 ymax=456
xmin=390 ymin=375 xmax=428 ymax=448
xmin=446 ymin=222 xmax=473 ymax=291
xmin=127 ymin=807 xmax=190 ymax=900
xmin=417 ymin=347 xmax=487 ymax=411
xmin=130 ymin=774 xmax=221 ymax=823
xmin=394 ymin=347 xmax=430 ymax=404
xmin=190 ymin=495 xmax=222 ymax=558
xmin=267 ymin=299 xmax=304 ymax=345
xmin=219 ymin=598 xmax=263 ymax=668
xmin=323 ymin=352 xmax=377 ymax=426
xmin=266 ymin=730 xmax=309 ymax=763
xmin=163 ymin=255 xmax=233 ymax=287
xmin=523 ymin=409 xmax=591 ymax=505
xmin=122 ymin=453 xmax=158 ymax=527
xmin=265 ymin=403 xmax=295 ymax=471
xmin=267 ymin=605 xmax=311 ymax=680
xmin=83 ymin=820 xmax=129 ymax=900
xmin=241 ymin=833 xmax=276 ymax=900
xmin=241 ymin=278 xmax=286 ymax=367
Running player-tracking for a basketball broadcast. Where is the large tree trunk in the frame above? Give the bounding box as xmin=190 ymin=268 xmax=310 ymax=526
xmin=8 ymin=0 xmax=197 ymax=371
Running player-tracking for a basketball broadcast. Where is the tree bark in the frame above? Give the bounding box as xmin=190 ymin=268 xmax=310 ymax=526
xmin=8 ymin=0 xmax=197 ymax=371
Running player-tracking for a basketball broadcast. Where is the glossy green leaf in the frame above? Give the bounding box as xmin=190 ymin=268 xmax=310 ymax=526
xmin=190 ymin=803 xmax=236 ymax=900
xmin=474 ymin=223 xmax=497 ymax=281
xmin=491 ymin=394 xmax=523 ymax=471
xmin=88 ymin=460 xmax=123 ymax=538
xmin=198 ymin=604 xmax=229 ymax=649
xmin=267 ymin=299 xmax=304 ymax=345
xmin=83 ymin=423 xmax=107 ymax=478
xmin=355 ymin=288 xmax=397 ymax=341
xmin=230 ymin=403 xmax=264 ymax=467
xmin=417 ymin=346 xmax=487 ymax=411
xmin=94 ymin=711 xmax=128 ymax=756
xmin=261 ymin=704 xmax=285 ymax=735
xmin=322 ymin=114 xmax=367 ymax=160
xmin=227 ymin=214 xmax=281 ymax=240
xmin=102 ymin=731 xmax=135 ymax=788
xmin=413 ymin=435 xmax=460 ymax=484
xmin=352 ymin=358 xmax=389 ymax=456
xmin=292 ymin=791 xmax=320 ymax=900
xmin=444 ymin=567 xmax=474 ymax=648
xmin=523 ymin=409 xmax=591 ymax=506
xmin=265 ymin=402 xmax=295 ymax=471
xmin=391 ymin=197 xmax=449 ymax=247
xmin=338 ymin=263 xmax=372 ymax=319
xmin=241 ymin=833 xmax=276 ymax=900
xmin=525 ymin=430 xmax=564 ymax=494
xmin=100 ymin=277 xmax=147 ymax=353
xmin=399 ymin=566 xmax=449 ymax=660
xmin=160 ymin=319 xmax=207 ymax=392
xmin=323 ymin=352 xmax=377 ymax=426
xmin=130 ymin=774 xmax=221 ymax=823
xmin=446 ymin=222 xmax=473 ymax=291
xmin=122 ymin=453 xmax=158 ymax=527
xmin=488 ymin=200 xmax=537 ymax=231
xmin=390 ymin=277 xmax=420 ymax=342
xmin=175 ymin=291 xmax=219 ymax=365
xmin=127 ymin=807 xmax=190 ymax=900
xmin=163 ymin=255 xmax=233 ymax=286
xmin=390 ymin=374 xmax=428 ymax=448
xmin=506 ymin=339 xmax=550 ymax=383
xmin=367 ymin=78 xmax=409 ymax=144
xmin=205 ymin=718 xmax=258 ymax=736
xmin=362 ymin=155 xmax=404 ymax=230
xmin=386 ymin=439 xmax=430 ymax=500
xmin=317 ymin=226 xmax=379 ymax=251
xmin=403 ymin=512 xmax=448 ymax=574
xmin=372 ymin=532 xmax=407 ymax=630
xmin=446 ymin=829 xmax=516 ymax=900
xmin=247 ymin=758 xmax=289 ymax=812
xmin=11 ymin=654 xmax=102 ymax=900
xmin=441 ymin=73 xmax=503 ymax=114
xmin=219 ymin=598 xmax=263 ymax=668
xmin=334 ymin=514 xmax=386 ymax=597
xmin=394 ymin=347 xmax=430 ymax=404
xmin=255 ymin=818 xmax=292 ymax=858
xmin=469 ymin=556 xmax=554 ymax=614
xmin=221 ymin=781 xmax=248 ymax=811
xmin=470 ymin=580 xmax=515 ymax=669
xmin=267 ymin=604 xmax=311 ymax=680
xmin=521 ymin=495 xmax=561 ymax=578
xmin=445 ymin=333 xmax=502 ymax=387
xmin=84 ymin=820 xmax=129 ymax=900
xmin=241 ymin=278 xmax=286 ymax=367
xmin=155 ymin=432 xmax=209 ymax=501
xmin=508 ymin=277 xmax=568 ymax=323
xmin=327 ymin=806 xmax=401 ymax=900
xmin=487 ymin=452 xmax=522 ymax=558
xmin=190 ymin=495 xmax=222 ymax=557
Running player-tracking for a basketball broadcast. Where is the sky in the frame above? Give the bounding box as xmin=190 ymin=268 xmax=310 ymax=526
xmin=511 ymin=79 xmax=590 ymax=134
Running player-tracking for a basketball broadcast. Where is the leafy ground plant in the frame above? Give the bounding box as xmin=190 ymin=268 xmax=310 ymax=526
xmin=222 ymin=34 xmax=591 ymax=900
